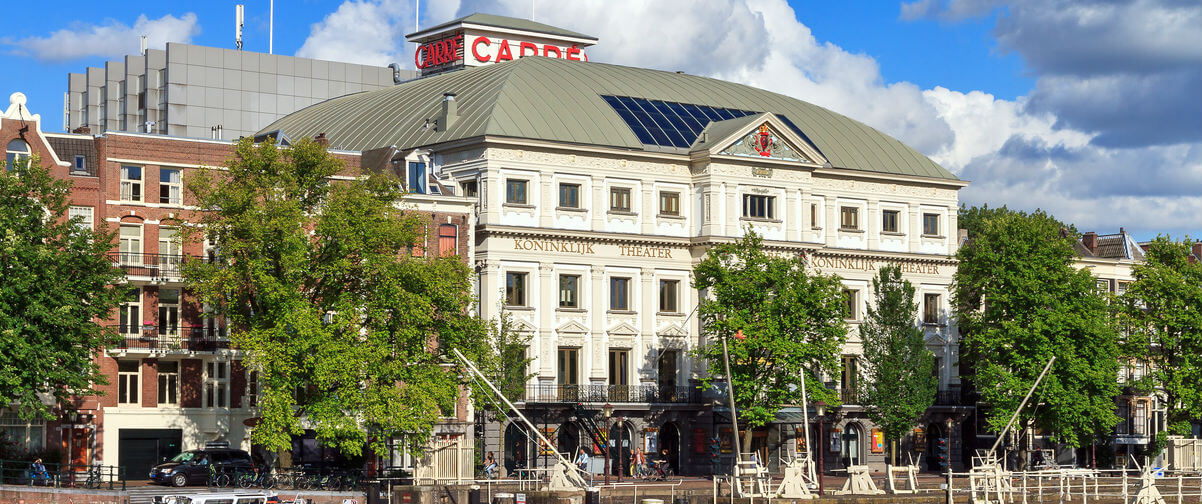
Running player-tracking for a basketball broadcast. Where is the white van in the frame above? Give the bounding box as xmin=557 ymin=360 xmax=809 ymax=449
xmin=152 ymin=492 xmax=295 ymax=504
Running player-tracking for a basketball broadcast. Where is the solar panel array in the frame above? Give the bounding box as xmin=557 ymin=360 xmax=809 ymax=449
xmin=600 ymin=95 xmax=819 ymax=155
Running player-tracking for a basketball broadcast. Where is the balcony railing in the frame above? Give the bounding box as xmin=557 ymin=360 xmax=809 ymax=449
xmin=519 ymin=384 xmax=703 ymax=404
xmin=934 ymin=389 xmax=967 ymax=406
xmin=109 ymin=325 xmax=229 ymax=351
xmin=107 ymin=252 xmax=199 ymax=279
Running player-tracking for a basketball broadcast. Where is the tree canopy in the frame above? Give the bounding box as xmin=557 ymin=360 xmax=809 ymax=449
xmin=859 ymin=265 xmax=937 ymax=464
xmin=953 ymin=206 xmax=1119 ymax=449
xmin=1118 ymin=236 xmax=1202 ymax=445
xmin=693 ymin=229 xmax=848 ymax=445
xmin=0 ymin=155 xmax=125 ymax=421
xmin=182 ymin=137 xmax=487 ymax=456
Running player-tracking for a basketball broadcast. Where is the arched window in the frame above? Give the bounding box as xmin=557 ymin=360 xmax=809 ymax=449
xmin=5 ymin=139 xmax=30 ymax=170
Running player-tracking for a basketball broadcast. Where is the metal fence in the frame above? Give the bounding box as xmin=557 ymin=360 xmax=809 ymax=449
xmin=108 ymin=252 xmax=196 ymax=278
xmin=0 ymin=459 xmax=126 ymax=490
xmin=519 ymin=384 xmax=703 ymax=404
xmin=108 ymin=325 xmax=230 ymax=351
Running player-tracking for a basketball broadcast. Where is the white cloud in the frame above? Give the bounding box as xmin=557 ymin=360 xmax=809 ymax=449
xmin=6 ymin=14 xmax=201 ymax=63
xmin=296 ymin=0 xmax=414 ymax=66
xmin=299 ymin=0 xmax=1201 ymax=238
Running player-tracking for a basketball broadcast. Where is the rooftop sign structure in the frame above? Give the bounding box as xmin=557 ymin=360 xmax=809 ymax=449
xmin=406 ymin=13 xmax=597 ymax=77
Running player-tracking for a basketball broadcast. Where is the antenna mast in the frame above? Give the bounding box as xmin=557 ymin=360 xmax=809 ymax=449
xmin=269 ymin=0 xmax=274 ymax=54
xmin=235 ymin=5 xmax=245 ymax=50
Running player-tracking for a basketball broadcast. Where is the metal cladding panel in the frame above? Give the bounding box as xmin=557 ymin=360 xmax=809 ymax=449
xmin=263 ymin=57 xmax=957 ymax=180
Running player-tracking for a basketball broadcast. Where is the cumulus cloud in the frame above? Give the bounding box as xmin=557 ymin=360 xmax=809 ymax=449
xmin=299 ymin=0 xmax=1201 ymax=238
xmin=5 ymin=14 xmax=201 ymax=63
xmin=296 ymin=0 xmax=415 ymax=66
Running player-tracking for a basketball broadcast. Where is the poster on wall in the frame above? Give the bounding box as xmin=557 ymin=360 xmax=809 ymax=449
xmin=719 ymin=427 xmax=733 ymax=454
xmin=794 ymin=428 xmax=807 ymax=454
xmin=539 ymin=427 xmax=556 ymax=455
xmin=645 ymin=427 xmax=658 ymax=453
xmin=593 ymin=431 xmax=608 ymax=455
xmin=829 ymin=429 xmax=841 ymax=452
xmin=912 ymin=427 xmax=926 ymax=451
xmin=871 ymin=429 xmax=885 ymax=453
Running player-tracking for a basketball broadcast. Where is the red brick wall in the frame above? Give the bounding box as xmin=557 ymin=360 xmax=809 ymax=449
xmin=180 ymin=359 xmax=202 ymax=408
xmin=95 ymin=357 xmax=118 ymax=408
xmin=141 ymin=358 xmax=158 ymax=408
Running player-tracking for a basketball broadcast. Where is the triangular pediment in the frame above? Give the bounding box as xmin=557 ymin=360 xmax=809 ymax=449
xmin=693 ymin=112 xmax=827 ymax=166
xmin=556 ymin=320 xmax=590 ymax=334
xmin=657 ymin=323 xmax=688 ymax=338
xmin=510 ymin=319 xmax=537 ymax=333
xmin=924 ymin=330 xmax=948 ymax=346
xmin=607 ymin=322 xmax=639 ymax=337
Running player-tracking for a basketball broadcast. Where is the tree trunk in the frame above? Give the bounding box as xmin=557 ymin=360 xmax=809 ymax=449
xmin=890 ymin=439 xmax=897 ymax=466
xmin=742 ymin=429 xmax=754 ymax=458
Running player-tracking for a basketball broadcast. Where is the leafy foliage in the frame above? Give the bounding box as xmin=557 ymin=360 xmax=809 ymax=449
xmin=954 ymin=207 xmax=1119 ymax=448
xmin=471 ymin=307 xmax=536 ymax=419
xmin=182 ymin=137 xmax=487 ymax=456
xmin=0 ymin=155 xmax=125 ymax=420
xmin=1118 ymin=236 xmax=1202 ymax=445
xmin=859 ymin=265 xmax=937 ymax=463
xmin=693 ymin=229 xmax=848 ymax=439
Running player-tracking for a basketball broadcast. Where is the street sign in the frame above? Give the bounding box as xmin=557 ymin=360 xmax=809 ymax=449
xmin=516 ymin=493 xmax=527 ymax=504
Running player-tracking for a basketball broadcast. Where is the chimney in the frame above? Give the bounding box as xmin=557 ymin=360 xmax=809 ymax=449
xmin=313 ymin=132 xmax=328 ymax=147
xmin=440 ymin=93 xmax=457 ymax=131
xmin=1082 ymin=232 xmax=1098 ymax=253
xmin=1192 ymin=241 xmax=1202 ymax=264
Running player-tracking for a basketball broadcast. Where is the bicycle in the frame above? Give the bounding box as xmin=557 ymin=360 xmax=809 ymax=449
xmin=236 ymin=466 xmax=276 ymax=489
xmin=208 ymin=465 xmax=232 ymax=488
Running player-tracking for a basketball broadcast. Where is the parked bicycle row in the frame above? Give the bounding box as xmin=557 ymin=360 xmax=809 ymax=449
xmin=199 ymin=466 xmax=367 ymax=492
xmin=0 ymin=458 xmax=126 ymax=490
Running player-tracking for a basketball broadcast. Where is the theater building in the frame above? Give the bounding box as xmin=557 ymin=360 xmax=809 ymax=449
xmin=1 ymin=92 xmax=474 ymax=480
xmin=264 ymin=14 xmax=971 ymax=474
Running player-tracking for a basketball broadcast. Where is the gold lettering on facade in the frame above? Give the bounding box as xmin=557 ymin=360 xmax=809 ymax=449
xmin=618 ymin=245 xmax=674 ymax=259
xmin=512 ymin=238 xmax=595 ymax=255
xmin=810 ymin=255 xmax=940 ymax=275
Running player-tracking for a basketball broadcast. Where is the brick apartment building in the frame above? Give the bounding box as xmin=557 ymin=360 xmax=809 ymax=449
xmin=1 ymin=91 xmax=475 ymax=480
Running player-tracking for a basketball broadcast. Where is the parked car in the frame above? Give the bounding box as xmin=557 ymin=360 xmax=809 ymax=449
xmin=150 ymin=448 xmax=254 ymax=487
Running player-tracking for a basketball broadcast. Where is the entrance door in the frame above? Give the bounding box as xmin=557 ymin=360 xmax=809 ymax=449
xmin=660 ymin=422 xmax=680 ymax=474
xmin=504 ymin=423 xmax=530 ymax=474
xmin=608 ymin=422 xmax=633 ymax=475
xmin=842 ymin=424 xmax=862 ymax=466
xmin=658 ymin=351 xmax=678 ymax=401
xmin=118 ymin=429 xmax=182 ymax=479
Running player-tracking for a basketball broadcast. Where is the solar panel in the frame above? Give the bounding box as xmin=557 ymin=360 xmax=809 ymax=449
xmin=600 ymin=95 xmax=793 ymax=151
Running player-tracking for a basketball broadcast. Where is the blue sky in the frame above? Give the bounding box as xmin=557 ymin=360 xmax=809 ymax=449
xmin=0 ymin=0 xmax=1197 ymax=239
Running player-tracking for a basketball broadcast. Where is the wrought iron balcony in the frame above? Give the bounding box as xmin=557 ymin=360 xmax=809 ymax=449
xmin=108 ymin=324 xmax=230 ymax=352
xmin=108 ymin=252 xmax=197 ymax=279
xmin=518 ymin=383 xmax=703 ymax=404
xmin=934 ymin=389 xmax=967 ymax=406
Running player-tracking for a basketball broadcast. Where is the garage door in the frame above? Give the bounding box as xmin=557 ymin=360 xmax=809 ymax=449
xmin=118 ymin=429 xmax=182 ymax=479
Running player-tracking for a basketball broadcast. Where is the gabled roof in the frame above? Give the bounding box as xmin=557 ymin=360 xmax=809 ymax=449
xmin=409 ymin=13 xmax=596 ymax=42
xmin=1078 ymin=230 xmax=1146 ymax=261
xmin=262 ymin=56 xmax=959 ymax=181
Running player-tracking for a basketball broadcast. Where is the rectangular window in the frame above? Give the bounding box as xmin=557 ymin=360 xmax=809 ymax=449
xmin=810 ymin=203 xmax=819 ymax=228
xmin=659 ymin=191 xmax=680 ymax=216
xmin=842 ymin=289 xmax=857 ymax=321
xmin=246 ymin=370 xmax=259 ymax=408
xmin=610 ymin=187 xmax=632 ymax=212
xmin=840 ymin=206 xmax=859 ymax=230
xmin=0 ymin=411 xmax=45 ymax=452
xmin=840 ymin=356 xmax=859 ymax=404
xmin=118 ymin=360 xmax=139 ymax=405
xmin=923 ymin=293 xmax=941 ymax=325
xmin=610 ymin=277 xmax=630 ymax=311
xmin=120 ymin=165 xmax=142 ymax=202
xmin=557 ymin=347 xmax=579 ymax=386
xmin=923 ymin=213 xmax=940 ymax=236
xmin=407 ymin=162 xmax=428 ymax=194
xmin=72 ymin=155 xmax=87 ymax=175
xmin=461 ymin=180 xmax=478 ymax=198
xmin=742 ymin=194 xmax=775 ymax=219
xmin=69 ymin=206 xmax=94 ymax=231
xmin=158 ymin=361 xmax=178 ymax=405
xmin=1095 ymin=279 xmax=1111 ymax=293
xmin=438 ymin=224 xmax=457 ymax=256
xmin=204 ymin=361 xmax=229 ymax=408
xmin=505 ymin=179 xmax=527 ymax=204
xmin=608 ymin=349 xmax=629 ymax=387
xmin=159 ymin=168 xmax=181 ymax=205
xmin=118 ymin=287 xmax=141 ymax=336
xmin=559 ymin=183 xmax=580 ymax=208
xmin=1133 ymin=401 xmax=1148 ymax=436
xmin=158 ymin=288 xmax=180 ymax=337
xmin=882 ymin=210 xmax=899 ymax=233
xmin=558 ymin=274 xmax=580 ymax=308
xmin=505 ymin=272 xmax=527 ymax=307
xmin=119 ymin=225 xmax=141 ymax=265
xmin=659 ymin=279 xmax=680 ymax=313
xmin=158 ymin=227 xmax=181 ymax=275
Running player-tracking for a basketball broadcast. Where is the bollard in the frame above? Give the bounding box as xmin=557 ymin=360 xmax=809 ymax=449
xmin=585 ymin=487 xmax=600 ymax=504
xmin=469 ymin=484 xmax=482 ymax=504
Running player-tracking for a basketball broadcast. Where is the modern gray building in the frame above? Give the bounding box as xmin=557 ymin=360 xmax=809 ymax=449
xmin=65 ymin=42 xmax=417 ymax=140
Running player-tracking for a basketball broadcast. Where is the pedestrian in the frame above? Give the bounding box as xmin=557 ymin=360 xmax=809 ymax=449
xmin=484 ymin=451 xmax=498 ymax=479
xmin=30 ymin=458 xmax=50 ymax=486
xmin=574 ymin=447 xmax=590 ymax=473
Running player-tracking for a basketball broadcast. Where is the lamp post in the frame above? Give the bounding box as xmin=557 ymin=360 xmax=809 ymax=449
xmin=814 ymin=401 xmax=827 ymax=496
xmin=602 ymin=402 xmax=614 ymax=485
xmin=617 ymin=416 xmax=624 ymax=483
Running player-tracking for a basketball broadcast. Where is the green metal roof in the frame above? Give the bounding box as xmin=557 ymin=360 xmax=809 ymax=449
xmin=262 ymin=57 xmax=958 ymax=181
xmin=413 ymin=13 xmax=596 ymax=41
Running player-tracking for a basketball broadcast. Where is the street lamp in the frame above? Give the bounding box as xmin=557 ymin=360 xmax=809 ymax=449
xmin=602 ymin=402 xmax=614 ymax=485
xmin=814 ymin=401 xmax=827 ymax=496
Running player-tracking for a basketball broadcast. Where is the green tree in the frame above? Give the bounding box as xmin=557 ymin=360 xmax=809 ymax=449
xmin=954 ymin=207 xmax=1119 ymax=458
xmin=0 ymin=155 xmax=125 ymax=421
xmin=473 ymin=307 xmax=536 ymax=416
xmin=1119 ymin=236 xmax=1202 ymax=448
xmin=694 ymin=229 xmax=848 ymax=450
xmin=860 ymin=265 xmax=937 ymax=465
xmin=182 ymin=137 xmax=487 ymax=456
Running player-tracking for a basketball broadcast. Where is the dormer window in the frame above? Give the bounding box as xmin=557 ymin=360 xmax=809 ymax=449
xmin=407 ymin=161 xmax=428 ymax=194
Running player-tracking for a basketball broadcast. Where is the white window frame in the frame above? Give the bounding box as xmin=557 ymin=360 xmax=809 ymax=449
xmin=118 ymin=360 xmax=140 ymax=405
xmin=118 ymin=287 xmax=142 ymax=337
xmin=158 ymin=288 xmax=181 ymax=337
xmin=159 ymin=168 xmax=182 ymax=205
xmin=0 ymin=410 xmax=44 ymax=451
xmin=742 ymin=194 xmax=776 ymax=220
xmin=158 ymin=361 xmax=179 ymax=405
xmin=204 ymin=361 xmax=230 ymax=408
xmin=69 ymin=206 xmax=94 ymax=231
xmin=120 ymin=165 xmax=143 ymax=202
xmin=119 ymin=224 xmax=142 ymax=265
